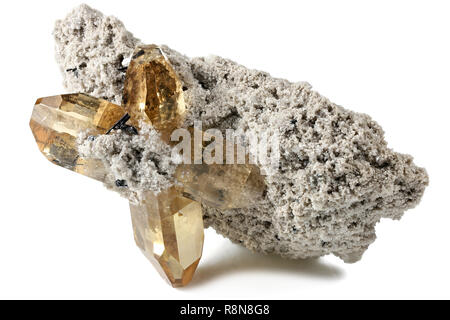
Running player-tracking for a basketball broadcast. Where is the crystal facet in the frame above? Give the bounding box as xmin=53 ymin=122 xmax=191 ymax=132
xmin=123 ymin=44 xmax=186 ymax=142
xmin=129 ymin=186 xmax=204 ymax=287
xmin=175 ymin=163 xmax=258 ymax=209
xmin=30 ymin=93 xmax=125 ymax=182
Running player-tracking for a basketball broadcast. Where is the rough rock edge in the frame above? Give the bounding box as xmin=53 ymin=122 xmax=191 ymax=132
xmin=56 ymin=4 xmax=429 ymax=263
xmin=54 ymin=4 xmax=141 ymax=104
xmin=78 ymin=123 xmax=180 ymax=203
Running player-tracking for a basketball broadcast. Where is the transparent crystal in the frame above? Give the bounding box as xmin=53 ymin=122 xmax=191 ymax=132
xmin=30 ymin=93 xmax=125 ymax=182
xmin=129 ymin=186 xmax=204 ymax=287
xmin=123 ymin=44 xmax=186 ymax=142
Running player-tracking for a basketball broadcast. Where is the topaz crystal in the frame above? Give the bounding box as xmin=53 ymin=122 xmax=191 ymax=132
xmin=30 ymin=93 xmax=125 ymax=182
xmin=123 ymin=44 xmax=186 ymax=142
xmin=129 ymin=186 xmax=204 ymax=287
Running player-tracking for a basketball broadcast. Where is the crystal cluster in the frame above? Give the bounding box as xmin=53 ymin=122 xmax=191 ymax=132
xmin=31 ymin=44 xmax=266 ymax=287
xmin=33 ymin=4 xmax=429 ymax=287
xmin=122 ymin=45 xmax=265 ymax=210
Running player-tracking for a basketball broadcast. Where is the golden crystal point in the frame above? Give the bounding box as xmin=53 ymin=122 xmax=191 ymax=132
xmin=123 ymin=44 xmax=186 ymax=141
xmin=30 ymin=93 xmax=125 ymax=182
xmin=129 ymin=186 xmax=204 ymax=287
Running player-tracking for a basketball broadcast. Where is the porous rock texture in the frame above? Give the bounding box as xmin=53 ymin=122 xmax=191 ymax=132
xmin=54 ymin=4 xmax=140 ymax=104
xmin=78 ymin=124 xmax=181 ymax=203
xmin=56 ymin=4 xmax=428 ymax=263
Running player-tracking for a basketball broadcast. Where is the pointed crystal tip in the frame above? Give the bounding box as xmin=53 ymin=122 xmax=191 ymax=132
xmin=30 ymin=93 xmax=125 ymax=182
xmin=129 ymin=187 xmax=204 ymax=287
xmin=123 ymin=45 xmax=186 ymax=140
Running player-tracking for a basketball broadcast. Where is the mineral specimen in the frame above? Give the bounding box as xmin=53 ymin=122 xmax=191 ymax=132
xmin=54 ymin=4 xmax=428 ymax=267
xmin=30 ymin=93 xmax=125 ymax=181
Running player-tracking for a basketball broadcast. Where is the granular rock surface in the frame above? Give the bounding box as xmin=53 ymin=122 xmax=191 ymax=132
xmin=54 ymin=4 xmax=140 ymax=104
xmin=78 ymin=124 xmax=180 ymax=203
xmin=55 ymin=4 xmax=428 ymax=262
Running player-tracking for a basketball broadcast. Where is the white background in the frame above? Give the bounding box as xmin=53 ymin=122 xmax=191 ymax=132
xmin=0 ymin=0 xmax=448 ymax=299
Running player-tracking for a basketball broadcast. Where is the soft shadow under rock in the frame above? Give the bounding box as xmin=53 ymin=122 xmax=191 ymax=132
xmin=184 ymin=244 xmax=344 ymax=288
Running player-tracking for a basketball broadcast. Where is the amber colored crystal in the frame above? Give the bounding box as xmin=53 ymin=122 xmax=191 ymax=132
xmin=172 ymin=128 xmax=266 ymax=209
xmin=30 ymin=93 xmax=125 ymax=182
xmin=180 ymin=163 xmax=266 ymax=209
xmin=129 ymin=186 xmax=204 ymax=287
xmin=123 ymin=45 xmax=186 ymax=142
xmin=122 ymin=44 xmax=267 ymax=209
xmin=175 ymin=163 xmax=253 ymax=209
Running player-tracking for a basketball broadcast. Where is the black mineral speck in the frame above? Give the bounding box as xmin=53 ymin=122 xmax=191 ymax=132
xmin=66 ymin=67 xmax=78 ymax=78
xmin=263 ymin=221 xmax=272 ymax=229
xmin=122 ymin=125 xmax=138 ymax=135
xmin=106 ymin=113 xmax=132 ymax=134
xmin=132 ymin=50 xmax=145 ymax=59
xmin=115 ymin=179 xmax=128 ymax=187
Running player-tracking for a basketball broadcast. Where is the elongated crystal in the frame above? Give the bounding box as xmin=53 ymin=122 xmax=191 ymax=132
xmin=172 ymin=128 xmax=265 ymax=208
xmin=129 ymin=186 xmax=204 ymax=287
xmin=30 ymin=93 xmax=125 ymax=182
xmin=175 ymin=163 xmax=264 ymax=209
xmin=123 ymin=44 xmax=186 ymax=142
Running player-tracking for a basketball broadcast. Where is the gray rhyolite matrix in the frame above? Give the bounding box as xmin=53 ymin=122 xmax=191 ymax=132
xmin=55 ymin=4 xmax=428 ymax=263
